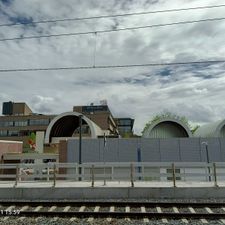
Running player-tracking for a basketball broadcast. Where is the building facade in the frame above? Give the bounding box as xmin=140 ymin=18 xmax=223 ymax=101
xmin=0 ymin=102 xmax=55 ymax=149
xmin=1 ymin=101 xmax=135 ymax=149
xmin=73 ymin=104 xmax=119 ymax=136
xmin=115 ymin=118 xmax=134 ymax=136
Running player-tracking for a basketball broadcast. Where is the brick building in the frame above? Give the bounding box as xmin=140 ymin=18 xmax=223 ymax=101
xmin=0 ymin=101 xmax=55 ymax=150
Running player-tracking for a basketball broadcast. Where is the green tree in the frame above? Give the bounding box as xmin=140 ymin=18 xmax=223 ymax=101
xmin=191 ymin=125 xmax=200 ymax=134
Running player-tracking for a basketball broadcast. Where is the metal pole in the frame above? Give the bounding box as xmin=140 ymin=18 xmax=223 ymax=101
xmin=213 ymin=163 xmax=218 ymax=187
xmin=47 ymin=165 xmax=49 ymax=182
xmin=172 ymin=163 xmax=176 ymax=188
xmin=53 ymin=164 xmax=56 ymax=187
xmin=14 ymin=164 xmax=19 ymax=187
xmin=103 ymin=133 xmax=106 ymax=185
xmin=130 ymin=163 xmax=134 ymax=187
xmin=79 ymin=115 xmax=83 ymax=181
xmin=202 ymin=142 xmax=211 ymax=182
xmin=137 ymin=147 xmax=142 ymax=180
xmin=205 ymin=144 xmax=211 ymax=182
xmin=91 ymin=165 xmax=94 ymax=187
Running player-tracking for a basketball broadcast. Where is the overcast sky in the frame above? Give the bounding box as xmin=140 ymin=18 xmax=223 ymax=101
xmin=0 ymin=0 xmax=225 ymax=134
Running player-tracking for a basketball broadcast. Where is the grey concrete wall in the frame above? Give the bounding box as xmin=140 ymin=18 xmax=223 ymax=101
xmin=2 ymin=186 xmax=225 ymax=200
xmin=67 ymin=138 xmax=225 ymax=163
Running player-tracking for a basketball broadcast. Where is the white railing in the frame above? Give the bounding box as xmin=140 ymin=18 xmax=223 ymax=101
xmin=0 ymin=162 xmax=224 ymax=187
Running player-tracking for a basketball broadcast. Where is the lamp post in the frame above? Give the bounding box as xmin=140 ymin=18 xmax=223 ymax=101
xmin=78 ymin=115 xmax=83 ymax=181
xmin=202 ymin=141 xmax=211 ymax=181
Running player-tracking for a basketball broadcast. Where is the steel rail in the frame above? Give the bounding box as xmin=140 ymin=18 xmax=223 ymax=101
xmin=0 ymin=201 xmax=225 ymax=207
xmin=1 ymin=211 xmax=225 ymax=219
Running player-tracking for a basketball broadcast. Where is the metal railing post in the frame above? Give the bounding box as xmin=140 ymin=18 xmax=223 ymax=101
xmin=213 ymin=163 xmax=218 ymax=187
xmin=47 ymin=166 xmax=49 ymax=182
xmin=111 ymin=166 xmax=114 ymax=181
xmin=75 ymin=164 xmax=78 ymax=181
xmin=172 ymin=163 xmax=176 ymax=187
xmin=14 ymin=164 xmax=19 ymax=187
xmin=130 ymin=163 xmax=134 ymax=187
xmin=91 ymin=165 xmax=94 ymax=187
xmin=207 ymin=163 xmax=211 ymax=182
xmin=103 ymin=163 xmax=106 ymax=186
xmin=53 ymin=164 xmax=56 ymax=187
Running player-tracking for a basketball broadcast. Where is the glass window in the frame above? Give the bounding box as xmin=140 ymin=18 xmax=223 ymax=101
xmin=119 ymin=126 xmax=132 ymax=133
xmin=14 ymin=121 xmax=28 ymax=127
xmin=8 ymin=130 xmax=19 ymax=136
xmin=0 ymin=130 xmax=8 ymax=136
xmin=118 ymin=119 xmax=132 ymax=126
xmin=29 ymin=119 xmax=49 ymax=126
xmin=0 ymin=121 xmax=14 ymax=127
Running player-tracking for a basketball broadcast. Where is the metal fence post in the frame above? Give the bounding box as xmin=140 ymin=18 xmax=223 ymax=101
xmin=213 ymin=163 xmax=218 ymax=187
xmin=14 ymin=164 xmax=19 ymax=187
xmin=47 ymin=166 xmax=49 ymax=182
xmin=91 ymin=165 xmax=94 ymax=187
xmin=172 ymin=163 xmax=176 ymax=187
xmin=130 ymin=163 xmax=134 ymax=187
xmin=111 ymin=166 xmax=114 ymax=181
xmin=53 ymin=164 xmax=56 ymax=187
xmin=103 ymin=164 xmax=106 ymax=186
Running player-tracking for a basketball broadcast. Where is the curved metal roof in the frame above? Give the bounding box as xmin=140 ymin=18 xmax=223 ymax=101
xmin=142 ymin=117 xmax=192 ymax=138
xmin=45 ymin=112 xmax=103 ymax=144
xmin=194 ymin=119 xmax=225 ymax=137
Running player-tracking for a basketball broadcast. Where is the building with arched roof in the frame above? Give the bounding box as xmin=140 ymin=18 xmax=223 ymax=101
xmin=0 ymin=101 xmax=125 ymax=148
xmin=194 ymin=120 xmax=225 ymax=138
xmin=142 ymin=118 xmax=192 ymax=138
xmin=45 ymin=112 xmax=103 ymax=144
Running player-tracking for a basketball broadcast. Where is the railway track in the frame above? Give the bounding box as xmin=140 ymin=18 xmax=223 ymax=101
xmin=1 ymin=201 xmax=225 ymax=223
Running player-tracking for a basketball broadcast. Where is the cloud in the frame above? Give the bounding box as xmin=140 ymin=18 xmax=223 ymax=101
xmin=0 ymin=0 xmax=225 ymax=134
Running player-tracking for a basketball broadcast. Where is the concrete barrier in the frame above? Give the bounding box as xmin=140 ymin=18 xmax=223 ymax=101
xmin=0 ymin=182 xmax=225 ymax=200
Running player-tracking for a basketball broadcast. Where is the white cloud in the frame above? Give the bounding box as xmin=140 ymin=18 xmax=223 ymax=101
xmin=0 ymin=0 xmax=225 ymax=134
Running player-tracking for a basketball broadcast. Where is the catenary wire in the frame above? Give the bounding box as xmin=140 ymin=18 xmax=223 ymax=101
xmin=0 ymin=60 xmax=224 ymax=73
xmin=0 ymin=4 xmax=225 ymax=27
xmin=0 ymin=17 xmax=225 ymax=42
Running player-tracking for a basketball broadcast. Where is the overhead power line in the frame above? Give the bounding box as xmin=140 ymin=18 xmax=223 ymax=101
xmin=0 ymin=17 xmax=225 ymax=42
xmin=0 ymin=60 xmax=224 ymax=73
xmin=0 ymin=4 xmax=225 ymax=27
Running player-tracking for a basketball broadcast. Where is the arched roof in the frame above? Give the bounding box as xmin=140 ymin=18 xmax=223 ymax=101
xmin=194 ymin=120 xmax=225 ymax=137
xmin=45 ymin=112 xmax=103 ymax=144
xmin=142 ymin=118 xmax=192 ymax=138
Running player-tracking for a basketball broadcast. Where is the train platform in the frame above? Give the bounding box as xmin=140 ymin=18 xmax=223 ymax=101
xmin=0 ymin=181 xmax=225 ymax=200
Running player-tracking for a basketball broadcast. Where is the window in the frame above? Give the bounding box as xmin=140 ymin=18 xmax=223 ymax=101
xmin=118 ymin=119 xmax=132 ymax=126
xmin=0 ymin=130 xmax=7 ymax=136
xmin=14 ymin=121 xmax=28 ymax=127
xmin=8 ymin=130 xmax=19 ymax=136
xmin=119 ymin=126 xmax=132 ymax=133
xmin=0 ymin=121 xmax=14 ymax=127
xmin=29 ymin=119 xmax=49 ymax=126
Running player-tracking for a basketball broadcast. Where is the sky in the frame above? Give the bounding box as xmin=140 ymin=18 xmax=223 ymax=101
xmin=0 ymin=0 xmax=225 ymax=134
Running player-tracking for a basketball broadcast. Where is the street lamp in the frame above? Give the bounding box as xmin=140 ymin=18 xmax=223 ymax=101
xmin=201 ymin=141 xmax=211 ymax=181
